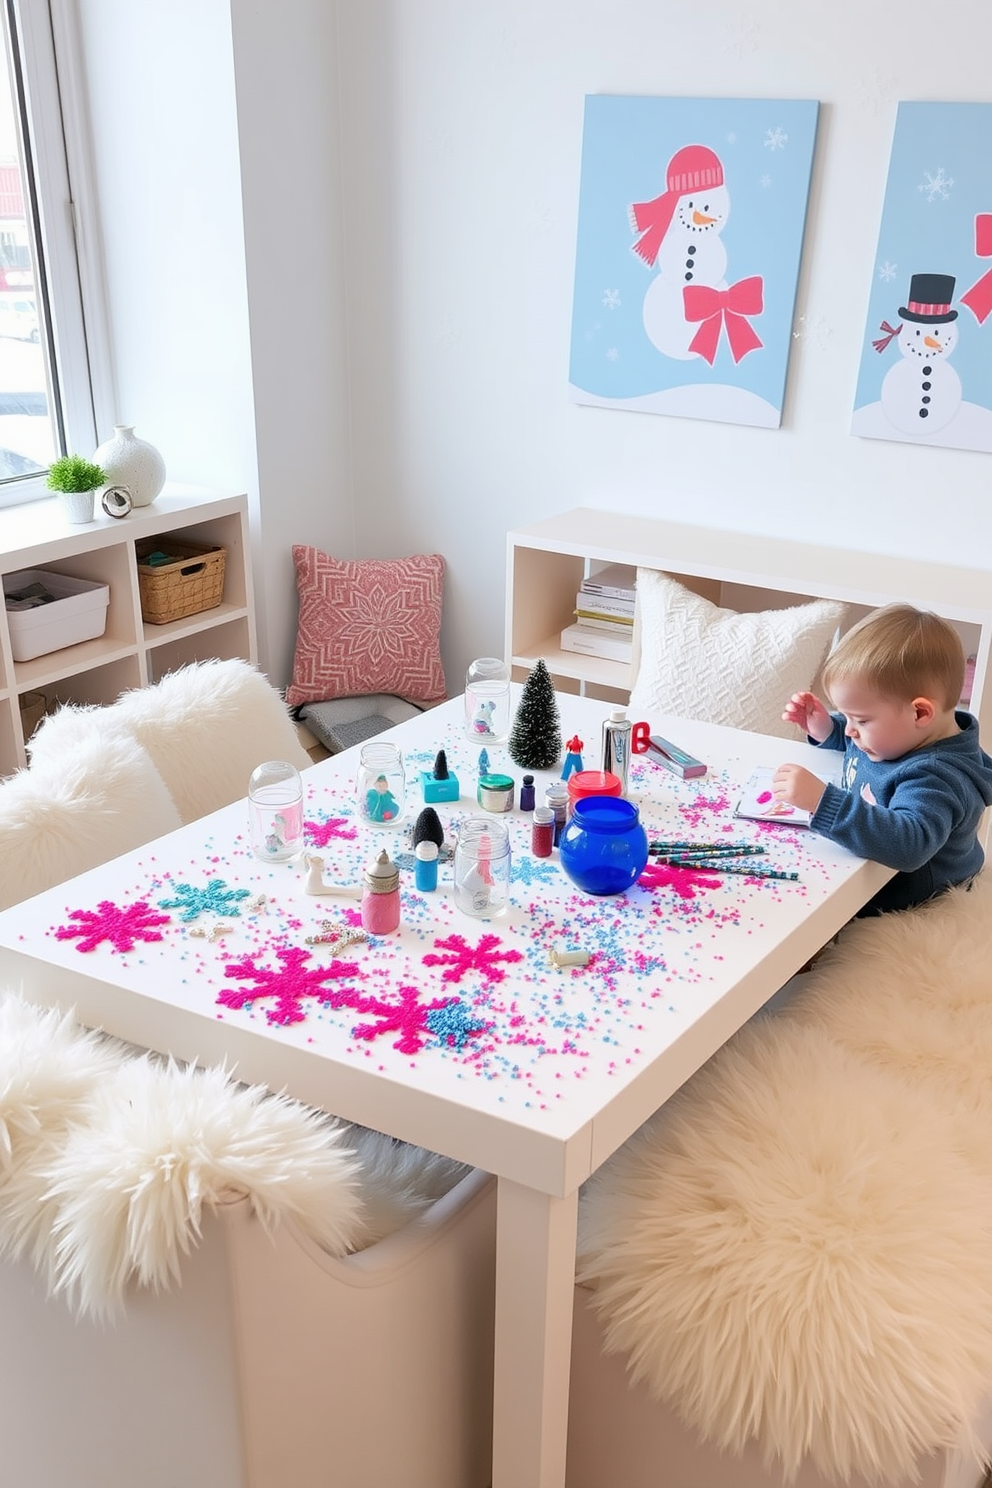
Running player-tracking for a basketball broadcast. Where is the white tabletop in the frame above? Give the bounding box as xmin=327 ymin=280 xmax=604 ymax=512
xmin=0 ymin=691 xmax=888 ymax=1197
xmin=0 ymin=689 xmax=892 ymax=1488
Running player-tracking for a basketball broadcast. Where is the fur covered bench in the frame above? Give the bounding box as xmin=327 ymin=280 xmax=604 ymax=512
xmin=570 ymin=873 xmax=992 ymax=1488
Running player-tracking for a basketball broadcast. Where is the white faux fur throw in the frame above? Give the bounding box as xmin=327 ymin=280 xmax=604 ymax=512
xmin=576 ymin=1015 xmax=992 ymax=1485
xmin=0 ymin=732 xmax=182 ymax=911
xmin=0 ymin=993 xmax=471 ymax=1319
xmin=29 ymin=658 xmax=311 ymax=824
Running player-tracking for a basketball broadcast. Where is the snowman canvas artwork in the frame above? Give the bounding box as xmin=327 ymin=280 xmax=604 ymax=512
xmin=569 ymin=96 xmax=819 ymax=429
xmin=853 ymin=102 xmax=992 ymax=454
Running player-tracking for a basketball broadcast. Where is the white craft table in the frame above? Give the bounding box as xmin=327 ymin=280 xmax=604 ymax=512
xmin=0 ymin=692 xmax=891 ymax=1488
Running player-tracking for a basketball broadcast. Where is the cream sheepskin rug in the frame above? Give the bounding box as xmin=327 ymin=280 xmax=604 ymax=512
xmin=43 ymin=1054 xmax=365 ymax=1319
xmin=30 ymin=658 xmax=310 ymax=823
xmin=0 ymin=994 xmax=123 ymax=1277
xmin=0 ymin=732 xmax=182 ymax=911
xmin=576 ymin=1018 xmax=992 ymax=1485
xmin=344 ymin=1126 xmax=470 ymax=1247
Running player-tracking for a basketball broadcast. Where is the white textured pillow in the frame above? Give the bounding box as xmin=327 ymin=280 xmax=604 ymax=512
xmin=629 ymin=569 xmax=844 ymax=739
xmin=0 ymin=733 xmax=182 ymax=910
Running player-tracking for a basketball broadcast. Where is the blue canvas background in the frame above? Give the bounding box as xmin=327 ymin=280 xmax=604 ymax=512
xmin=569 ymin=95 xmax=819 ymax=411
xmin=854 ymin=101 xmax=992 ymax=415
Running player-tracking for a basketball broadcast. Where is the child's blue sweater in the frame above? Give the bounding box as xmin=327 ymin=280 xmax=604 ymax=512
xmin=810 ymin=710 xmax=992 ymax=913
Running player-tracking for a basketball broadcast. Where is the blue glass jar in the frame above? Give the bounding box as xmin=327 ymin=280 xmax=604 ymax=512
xmin=558 ymin=796 xmax=649 ymax=896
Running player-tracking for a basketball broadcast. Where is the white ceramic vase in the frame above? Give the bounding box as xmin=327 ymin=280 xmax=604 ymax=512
xmin=58 ymin=489 xmax=96 ymax=523
xmin=93 ymin=424 xmax=166 ymax=508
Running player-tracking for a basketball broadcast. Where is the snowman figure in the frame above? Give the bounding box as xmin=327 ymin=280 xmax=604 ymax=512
xmin=875 ymin=273 xmax=962 ymax=434
xmin=630 ymin=144 xmax=762 ymax=365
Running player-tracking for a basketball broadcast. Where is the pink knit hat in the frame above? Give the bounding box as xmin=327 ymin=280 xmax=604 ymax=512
xmin=630 ymin=145 xmax=725 ymax=267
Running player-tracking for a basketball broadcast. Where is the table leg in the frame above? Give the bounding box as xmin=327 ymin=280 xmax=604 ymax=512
xmin=492 ymin=1178 xmax=579 ymax=1488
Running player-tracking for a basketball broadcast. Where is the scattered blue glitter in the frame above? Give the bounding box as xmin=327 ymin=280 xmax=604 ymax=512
xmin=425 ymin=1000 xmax=487 ymax=1051
xmin=510 ymin=859 xmax=559 ymax=886
xmin=157 ymin=879 xmax=251 ymax=922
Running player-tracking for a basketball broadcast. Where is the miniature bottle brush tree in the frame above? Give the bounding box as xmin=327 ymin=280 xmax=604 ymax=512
xmin=509 ymin=659 xmax=562 ymax=770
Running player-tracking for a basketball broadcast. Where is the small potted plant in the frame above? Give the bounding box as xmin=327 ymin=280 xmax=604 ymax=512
xmin=46 ymin=453 xmax=107 ymax=524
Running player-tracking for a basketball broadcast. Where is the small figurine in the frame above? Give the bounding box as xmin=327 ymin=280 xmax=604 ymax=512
xmin=561 ymin=735 xmax=585 ymax=780
xmin=472 ymin=699 xmax=497 ymax=736
xmin=303 ymin=854 xmax=361 ymax=898
xmin=412 ymin=805 xmax=446 ymax=848
xmin=365 ymin=772 xmax=400 ymax=822
xmin=477 ymin=747 xmax=491 ymax=778
xmin=420 ymin=747 xmax=460 ymax=803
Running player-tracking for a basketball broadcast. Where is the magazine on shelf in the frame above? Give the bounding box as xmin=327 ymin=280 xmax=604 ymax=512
xmin=573 ymin=590 xmax=635 ymax=619
xmin=560 ymin=621 xmax=633 ymax=663
xmin=579 ymin=562 xmax=637 ymax=602
xmin=573 ymin=609 xmax=634 ymax=631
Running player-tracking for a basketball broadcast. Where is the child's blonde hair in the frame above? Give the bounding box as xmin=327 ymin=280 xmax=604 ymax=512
xmin=823 ymin=604 xmax=964 ymax=712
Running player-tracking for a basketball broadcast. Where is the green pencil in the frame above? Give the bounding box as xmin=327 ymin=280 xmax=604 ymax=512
xmin=662 ymin=856 xmax=799 ymax=882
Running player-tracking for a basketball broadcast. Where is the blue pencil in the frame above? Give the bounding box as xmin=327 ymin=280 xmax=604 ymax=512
xmin=660 ymin=856 xmax=799 ymax=882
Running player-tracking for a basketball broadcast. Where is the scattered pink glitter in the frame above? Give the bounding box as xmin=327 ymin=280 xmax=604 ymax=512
xmin=55 ymin=900 xmax=171 ymax=954
xmin=218 ymin=944 xmax=363 ymax=1026
xmin=638 ymin=862 xmax=723 ymax=900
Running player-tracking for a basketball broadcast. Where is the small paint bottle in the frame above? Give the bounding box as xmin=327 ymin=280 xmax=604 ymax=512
xmin=414 ymin=840 xmax=439 ymax=892
xmin=531 ymin=806 xmax=555 ymax=858
xmin=519 ymin=774 xmax=536 ymax=812
xmin=544 ymin=781 xmax=569 ymax=846
xmin=361 ymin=848 xmax=401 ymax=935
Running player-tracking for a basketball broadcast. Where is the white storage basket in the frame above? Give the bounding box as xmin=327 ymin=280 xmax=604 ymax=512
xmin=4 ymin=568 xmax=109 ymax=662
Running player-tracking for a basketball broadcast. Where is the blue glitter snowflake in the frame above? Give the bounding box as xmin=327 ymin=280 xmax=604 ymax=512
xmin=510 ymin=858 xmax=559 ymax=887
xmin=158 ymin=879 xmax=252 ymax=922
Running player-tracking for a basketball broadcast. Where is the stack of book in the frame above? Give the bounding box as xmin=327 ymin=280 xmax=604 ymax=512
xmin=560 ymin=563 xmax=636 ymax=663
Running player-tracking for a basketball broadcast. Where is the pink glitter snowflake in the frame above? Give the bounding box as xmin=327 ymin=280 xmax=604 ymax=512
xmin=218 ymin=944 xmax=362 ymax=1027
xmin=349 ymin=984 xmax=485 ymax=1055
xmin=305 ymin=816 xmax=358 ymax=847
xmin=55 ymin=900 xmax=171 ymax=954
xmin=423 ymin=932 xmax=523 ymax=986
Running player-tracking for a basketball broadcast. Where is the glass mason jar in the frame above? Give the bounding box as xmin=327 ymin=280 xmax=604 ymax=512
xmin=356 ymin=742 xmax=406 ymax=828
xmin=248 ymin=760 xmax=305 ymax=862
xmin=558 ymin=796 xmax=649 ymax=897
xmin=464 ymin=656 xmax=512 ymax=744
xmin=452 ymin=814 xmax=511 ymax=918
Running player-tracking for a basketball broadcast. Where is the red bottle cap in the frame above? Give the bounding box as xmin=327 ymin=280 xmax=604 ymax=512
xmin=567 ymin=769 xmax=623 ymax=809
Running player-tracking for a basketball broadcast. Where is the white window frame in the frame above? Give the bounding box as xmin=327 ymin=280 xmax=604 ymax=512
xmin=0 ymin=0 xmax=112 ymax=509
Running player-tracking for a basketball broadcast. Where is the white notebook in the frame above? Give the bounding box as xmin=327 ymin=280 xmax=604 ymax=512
xmin=734 ymin=767 xmax=813 ymax=826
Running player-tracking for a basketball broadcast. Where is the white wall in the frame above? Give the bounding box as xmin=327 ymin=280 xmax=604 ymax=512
xmin=336 ymin=0 xmax=992 ymax=684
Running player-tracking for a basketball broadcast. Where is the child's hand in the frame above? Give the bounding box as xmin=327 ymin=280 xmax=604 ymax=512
xmin=772 ymin=763 xmax=827 ymax=815
xmin=781 ymin=690 xmax=832 ymax=743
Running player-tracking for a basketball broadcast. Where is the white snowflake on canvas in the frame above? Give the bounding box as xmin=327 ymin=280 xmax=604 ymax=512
xmin=878 ymin=260 xmax=898 ymax=282
xmin=606 ymin=347 xmax=619 ymax=361
xmin=602 ymin=288 xmax=621 ymax=310
xmin=759 ymin=174 xmax=772 ymax=188
xmin=764 ymin=126 xmax=788 ymax=151
xmin=918 ymin=167 xmax=954 ymax=201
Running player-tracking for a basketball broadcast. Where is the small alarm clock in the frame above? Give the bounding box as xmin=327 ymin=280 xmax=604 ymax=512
xmin=101 ymin=484 xmax=132 ymax=518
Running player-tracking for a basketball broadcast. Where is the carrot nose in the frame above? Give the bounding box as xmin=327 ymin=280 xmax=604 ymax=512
xmin=692 ymin=210 xmax=716 ymax=225
xmin=924 ymin=334 xmax=942 ymax=349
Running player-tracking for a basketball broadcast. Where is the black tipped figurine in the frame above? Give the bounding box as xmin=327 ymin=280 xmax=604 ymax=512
xmin=433 ymin=749 xmax=449 ymax=780
xmin=412 ymin=805 xmax=446 ymax=848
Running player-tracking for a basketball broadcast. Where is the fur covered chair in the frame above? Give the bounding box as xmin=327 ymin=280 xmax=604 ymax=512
xmin=28 ymin=657 xmax=311 ymax=824
xmin=571 ymin=875 xmax=992 ymax=1488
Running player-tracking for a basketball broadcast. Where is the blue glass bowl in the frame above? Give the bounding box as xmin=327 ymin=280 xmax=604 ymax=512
xmin=558 ymin=796 xmax=649 ymax=896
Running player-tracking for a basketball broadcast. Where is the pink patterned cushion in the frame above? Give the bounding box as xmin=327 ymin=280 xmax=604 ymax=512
xmin=286 ymin=546 xmax=446 ymax=707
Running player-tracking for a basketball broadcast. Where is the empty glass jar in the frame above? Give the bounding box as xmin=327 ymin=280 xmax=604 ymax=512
xmin=356 ymin=742 xmax=406 ymax=827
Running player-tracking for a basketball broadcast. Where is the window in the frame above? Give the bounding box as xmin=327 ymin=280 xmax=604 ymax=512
xmin=0 ymin=0 xmax=100 ymax=507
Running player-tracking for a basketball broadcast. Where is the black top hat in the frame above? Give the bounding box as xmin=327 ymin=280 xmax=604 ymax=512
xmin=899 ymin=272 xmax=958 ymax=324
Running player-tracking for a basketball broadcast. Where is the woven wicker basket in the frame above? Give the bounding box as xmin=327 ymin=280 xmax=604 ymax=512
xmin=136 ymin=538 xmax=226 ymax=625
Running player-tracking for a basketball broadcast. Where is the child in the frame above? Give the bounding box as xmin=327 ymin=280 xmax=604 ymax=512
xmin=774 ymin=603 xmax=992 ymax=915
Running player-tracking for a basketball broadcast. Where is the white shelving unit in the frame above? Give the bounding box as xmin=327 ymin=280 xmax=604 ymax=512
xmin=0 ymin=484 xmax=256 ymax=775
xmin=505 ymin=507 xmax=992 ymax=736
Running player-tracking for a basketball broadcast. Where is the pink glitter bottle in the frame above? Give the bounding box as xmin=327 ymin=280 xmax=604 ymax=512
xmin=361 ymin=848 xmax=401 ymax=934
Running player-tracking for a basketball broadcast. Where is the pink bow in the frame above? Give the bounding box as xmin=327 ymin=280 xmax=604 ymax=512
xmin=872 ymin=320 xmax=902 ymax=353
xmin=682 ymin=277 xmax=764 ymax=364
xmin=962 ymin=213 xmax=992 ymax=324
